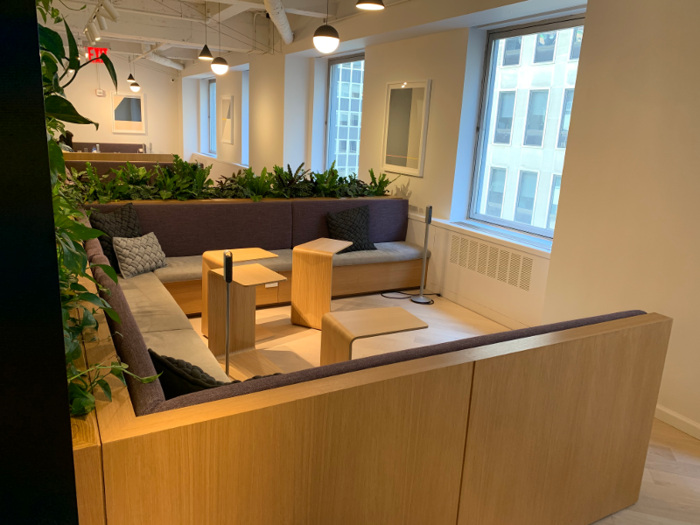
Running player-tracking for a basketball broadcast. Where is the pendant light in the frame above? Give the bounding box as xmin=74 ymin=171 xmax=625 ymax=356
xmin=356 ymin=0 xmax=385 ymax=10
xmin=313 ymin=0 xmax=339 ymax=54
xmin=127 ymin=74 xmax=136 ymax=84
xmin=211 ymin=4 xmax=228 ymax=75
xmin=199 ymin=2 xmax=214 ymax=61
xmin=128 ymin=57 xmax=140 ymax=92
xmin=130 ymin=82 xmax=141 ymax=93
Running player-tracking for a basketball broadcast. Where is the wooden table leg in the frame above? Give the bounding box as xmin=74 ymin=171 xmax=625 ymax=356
xmin=201 ymin=257 xmax=215 ymax=337
xmin=320 ymin=314 xmax=354 ymax=365
xmin=291 ymin=249 xmax=334 ymax=330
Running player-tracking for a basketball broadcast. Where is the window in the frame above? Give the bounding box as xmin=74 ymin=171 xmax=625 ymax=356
xmin=557 ymin=88 xmax=574 ymax=148
xmin=502 ymin=37 xmax=522 ymax=66
xmin=515 ymin=170 xmax=538 ymax=224
xmin=327 ymin=56 xmax=365 ymax=176
xmin=570 ymin=27 xmax=584 ymax=60
xmin=486 ymin=168 xmax=506 ymax=217
xmin=469 ymin=21 xmax=583 ymax=238
xmin=523 ymin=90 xmax=549 ymax=147
xmin=208 ymin=79 xmax=217 ymax=155
xmin=534 ymin=31 xmax=557 ymax=63
xmin=494 ymin=91 xmax=516 ymax=144
xmin=548 ymin=175 xmax=562 ymax=229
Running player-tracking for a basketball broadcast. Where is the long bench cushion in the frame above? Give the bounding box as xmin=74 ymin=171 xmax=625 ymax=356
xmin=151 ymin=310 xmax=647 ymax=414
xmin=291 ymin=198 xmax=408 ymax=246
xmin=142 ymin=329 xmax=230 ymax=383
xmin=119 ymin=272 xmax=192 ymax=333
xmin=153 ymin=242 xmax=427 ymax=283
xmin=89 ymin=201 xmax=294 ymax=257
xmin=90 ymin=255 xmax=167 ymax=415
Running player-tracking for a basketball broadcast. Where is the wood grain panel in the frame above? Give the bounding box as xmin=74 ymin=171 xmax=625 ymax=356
xmin=101 ymin=361 xmax=474 ymax=525
xmin=163 ymin=280 xmax=201 ymax=316
xmin=457 ymin=316 xmax=673 ymax=525
xmin=71 ymin=413 xmax=106 ymax=525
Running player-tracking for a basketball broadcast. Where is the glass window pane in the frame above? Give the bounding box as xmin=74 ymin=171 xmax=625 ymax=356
xmin=558 ymin=89 xmax=575 ymax=148
xmin=494 ymin=91 xmax=515 ymax=144
xmin=327 ymin=58 xmax=365 ymax=173
xmin=515 ymin=171 xmax=538 ymax=224
xmin=524 ymin=90 xmax=549 ymax=147
xmin=486 ymin=168 xmax=506 ymax=217
xmin=548 ymin=175 xmax=562 ymax=229
xmin=534 ymin=31 xmax=557 ymax=63
xmin=208 ymin=80 xmax=217 ymax=155
xmin=470 ymin=23 xmax=583 ymax=238
xmin=503 ymin=37 xmax=522 ymax=66
xmin=570 ymin=26 xmax=584 ymax=60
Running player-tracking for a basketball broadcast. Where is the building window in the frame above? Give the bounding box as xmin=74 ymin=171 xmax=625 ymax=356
xmin=533 ymin=31 xmax=557 ymax=63
xmin=523 ymin=89 xmax=549 ymax=147
xmin=570 ymin=26 xmax=584 ymax=60
xmin=557 ymin=88 xmax=575 ymax=148
xmin=494 ymin=91 xmax=516 ymax=144
xmin=515 ymin=170 xmax=538 ymax=224
xmin=208 ymin=79 xmax=217 ymax=155
xmin=327 ymin=56 xmax=365 ymax=176
xmin=548 ymin=175 xmax=562 ymax=229
xmin=502 ymin=36 xmax=522 ymax=66
xmin=469 ymin=21 xmax=584 ymax=238
xmin=486 ymin=167 xmax=506 ymax=217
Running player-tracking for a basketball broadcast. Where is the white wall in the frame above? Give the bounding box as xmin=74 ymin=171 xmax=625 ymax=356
xmin=215 ymin=70 xmax=245 ymax=167
xmin=542 ymin=0 xmax=700 ymax=439
xmin=359 ymin=29 xmax=470 ymax=220
xmin=65 ymin=55 xmax=181 ymax=154
xmin=249 ymin=52 xmax=286 ymax=170
xmin=283 ymin=56 xmax=313 ymax=170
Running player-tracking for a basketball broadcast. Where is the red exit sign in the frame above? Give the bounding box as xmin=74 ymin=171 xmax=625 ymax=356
xmin=86 ymin=47 xmax=108 ymax=63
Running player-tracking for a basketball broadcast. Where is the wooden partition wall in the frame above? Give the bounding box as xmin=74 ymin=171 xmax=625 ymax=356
xmin=79 ymin=309 xmax=671 ymax=525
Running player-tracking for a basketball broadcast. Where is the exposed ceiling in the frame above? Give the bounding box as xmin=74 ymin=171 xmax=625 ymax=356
xmin=56 ymin=0 xmax=341 ymax=70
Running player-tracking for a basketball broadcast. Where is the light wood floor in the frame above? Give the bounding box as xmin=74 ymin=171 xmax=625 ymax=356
xmin=190 ymin=293 xmax=700 ymax=524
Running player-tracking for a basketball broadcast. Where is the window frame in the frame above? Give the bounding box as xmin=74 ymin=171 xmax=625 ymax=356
xmin=532 ymin=31 xmax=558 ymax=65
xmin=325 ymin=53 xmax=365 ymax=171
xmin=522 ymin=88 xmax=550 ymax=149
xmin=467 ymin=15 xmax=585 ymax=240
xmin=208 ymin=78 xmax=217 ymax=156
xmin=484 ymin=165 xmax=508 ymax=218
xmin=492 ymin=89 xmax=517 ymax=146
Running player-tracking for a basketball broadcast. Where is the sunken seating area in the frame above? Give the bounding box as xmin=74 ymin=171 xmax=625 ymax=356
xmin=89 ymin=197 xmax=424 ymax=314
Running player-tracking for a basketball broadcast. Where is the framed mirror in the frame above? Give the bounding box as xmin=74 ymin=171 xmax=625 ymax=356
xmin=381 ymin=80 xmax=431 ymax=178
xmin=111 ymin=92 xmax=146 ymax=134
xmin=221 ymin=96 xmax=234 ymax=145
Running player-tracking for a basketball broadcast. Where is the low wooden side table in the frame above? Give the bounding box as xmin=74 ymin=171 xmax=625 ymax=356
xmin=290 ymin=238 xmax=352 ymax=330
xmin=207 ymin=264 xmax=287 ymax=357
xmin=201 ymin=248 xmax=277 ymax=337
xmin=320 ymin=307 xmax=429 ymax=365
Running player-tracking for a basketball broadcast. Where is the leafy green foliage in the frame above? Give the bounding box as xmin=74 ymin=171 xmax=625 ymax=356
xmin=367 ymin=169 xmax=398 ymax=197
xmin=38 ymin=0 xmax=156 ymax=417
xmin=271 ymin=164 xmax=313 ymax=198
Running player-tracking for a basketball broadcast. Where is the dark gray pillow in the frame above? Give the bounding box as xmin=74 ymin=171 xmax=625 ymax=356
xmin=326 ymin=205 xmax=376 ymax=254
xmin=113 ymin=232 xmax=167 ymax=278
xmin=90 ymin=203 xmax=141 ymax=273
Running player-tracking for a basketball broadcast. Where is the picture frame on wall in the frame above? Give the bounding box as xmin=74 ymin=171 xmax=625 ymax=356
xmin=221 ymin=96 xmax=234 ymax=144
xmin=111 ymin=92 xmax=146 ymax=134
xmin=381 ymin=80 xmax=432 ymax=178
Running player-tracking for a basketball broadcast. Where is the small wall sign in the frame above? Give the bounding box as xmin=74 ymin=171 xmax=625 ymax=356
xmin=86 ymin=47 xmax=108 ymax=63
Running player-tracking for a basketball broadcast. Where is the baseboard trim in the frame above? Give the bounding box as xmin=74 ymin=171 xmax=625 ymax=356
xmin=438 ymin=289 xmax=529 ymax=330
xmin=655 ymin=404 xmax=700 ymax=440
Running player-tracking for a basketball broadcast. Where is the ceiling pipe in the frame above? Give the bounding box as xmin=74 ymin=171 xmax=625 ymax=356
xmin=263 ymin=0 xmax=294 ymax=45
xmin=134 ymin=45 xmax=184 ymax=70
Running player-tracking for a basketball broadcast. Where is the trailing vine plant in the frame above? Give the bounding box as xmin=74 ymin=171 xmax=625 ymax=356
xmin=37 ymin=0 xmax=157 ymax=416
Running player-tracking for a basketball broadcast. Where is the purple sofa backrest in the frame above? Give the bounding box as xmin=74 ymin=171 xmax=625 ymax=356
xmin=89 ymin=201 xmax=293 ymax=257
xmin=291 ymin=198 xmax=408 ymax=246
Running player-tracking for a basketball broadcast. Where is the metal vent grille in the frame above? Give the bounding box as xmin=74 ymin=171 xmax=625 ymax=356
xmin=449 ymin=234 xmax=535 ymax=292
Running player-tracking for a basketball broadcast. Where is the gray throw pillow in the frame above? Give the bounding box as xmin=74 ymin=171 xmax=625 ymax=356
xmin=89 ymin=203 xmax=141 ymax=273
xmin=113 ymin=232 xmax=167 ymax=278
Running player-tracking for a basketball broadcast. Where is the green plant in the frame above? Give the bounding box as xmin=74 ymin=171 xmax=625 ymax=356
xmin=367 ymin=169 xmax=398 ymax=197
xmin=272 ymin=163 xmax=313 ymax=199
xmin=311 ymin=161 xmax=341 ymax=197
xmin=38 ymin=0 xmax=157 ymax=416
xmin=234 ymin=167 xmax=275 ymax=202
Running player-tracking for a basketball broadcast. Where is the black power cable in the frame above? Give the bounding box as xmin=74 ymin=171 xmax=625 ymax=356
xmin=380 ymin=290 xmax=440 ymax=305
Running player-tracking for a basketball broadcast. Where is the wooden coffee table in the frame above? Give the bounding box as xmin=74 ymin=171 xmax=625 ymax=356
xmin=201 ymin=248 xmax=277 ymax=337
xmin=290 ymin=238 xmax=352 ymax=330
xmin=207 ymin=264 xmax=287 ymax=356
xmin=320 ymin=307 xmax=428 ymax=365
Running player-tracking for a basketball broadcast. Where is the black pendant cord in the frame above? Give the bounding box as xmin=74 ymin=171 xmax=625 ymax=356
xmin=204 ymin=1 xmax=208 ymax=45
xmin=219 ymin=4 xmax=222 ymax=56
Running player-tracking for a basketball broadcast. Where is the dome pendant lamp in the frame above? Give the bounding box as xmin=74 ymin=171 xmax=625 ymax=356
xmin=199 ymin=2 xmax=214 ymax=61
xmin=313 ymin=0 xmax=339 ymax=54
xmin=211 ymin=4 xmax=229 ymax=75
xmin=130 ymin=82 xmax=141 ymax=93
xmin=356 ymin=0 xmax=385 ymax=10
